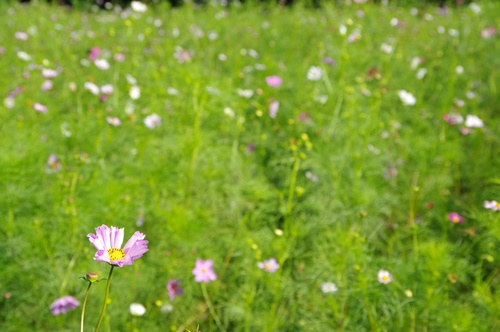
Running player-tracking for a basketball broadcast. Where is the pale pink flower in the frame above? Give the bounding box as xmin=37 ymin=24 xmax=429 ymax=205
xmin=15 ymin=32 xmax=28 ymax=40
xmin=481 ymin=27 xmax=496 ymax=39
xmin=484 ymin=201 xmax=499 ymax=211
xmin=94 ymin=59 xmax=110 ymax=70
xmin=42 ymin=69 xmax=58 ymax=78
xmin=144 ymin=113 xmax=161 ymax=129
xmin=269 ymin=100 xmax=279 ymax=118
xmin=41 ymin=80 xmax=53 ymax=91
xmin=192 ymin=259 xmax=217 ymax=283
xmin=106 ymin=117 xmax=121 ymax=126
xmin=33 ymin=103 xmax=47 ymax=113
xmin=258 ymin=258 xmax=279 ymax=273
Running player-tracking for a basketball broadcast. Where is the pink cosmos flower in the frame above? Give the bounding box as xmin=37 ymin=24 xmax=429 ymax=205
xmin=484 ymin=201 xmax=499 ymax=211
xmin=114 ymin=53 xmax=125 ymax=62
xmin=33 ymin=103 xmax=47 ymax=113
xmin=192 ymin=259 xmax=217 ymax=283
xmin=88 ymin=47 xmax=101 ymax=61
xmin=258 ymin=258 xmax=279 ymax=273
xmin=42 ymin=69 xmax=58 ymax=78
xmin=448 ymin=212 xmax=464 ymax=224
xmin=41 ymin=80 xmax=53 ymax=91
xmin=106 ymin=117 xmax=121 ymax=126
xmin=443 ymin=113 xmax=463 ymax=125
xmin=15 ymin=32 xmax=28 ymax=41
xmin=46 ymin=154 xmax=61 ymax=173
xmin=481 ymin=27 xmax=496 ymax=39
xmin=265 ymin=75 xmax=282 ymax=88
xmin=377 ymin=269 xmax=392 ymax=284
xmin=167 ymin=279 xmax=183 ymax=300
xmin=144 ymin=113 xmax=161 ymax=129
xmin=87 ymin=225 xmax=149 ymax=267
xmin=269 ymin=100 xmax=279 ymax=118
xmin=94 ymin=59 xmax=110 ymax=70
xmin=50 ymin=296 xmax=80 ymax=315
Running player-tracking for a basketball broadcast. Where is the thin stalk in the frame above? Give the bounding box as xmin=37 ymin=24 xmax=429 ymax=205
xmin=285 ymin=156 xmax=301 ymax=217
xmin=81 ymin=282 xmax=92 ymax=332
xmin=95 ymin=265 xmax=115 ymax=332
xmin=201 ymin=282 xmax=225 ymax=332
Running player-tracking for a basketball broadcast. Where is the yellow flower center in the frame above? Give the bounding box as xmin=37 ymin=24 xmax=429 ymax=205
xmin=201 ymin=268 xmax=207 ymax=273
xmin=382 ymin=276 xmax=389 ymax=282
xmin=108 ymin=248 xmax=125 ymax=261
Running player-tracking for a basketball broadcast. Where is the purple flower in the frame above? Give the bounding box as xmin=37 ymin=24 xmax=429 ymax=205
xmin=192 ymin=259 xmax=217 ymax=283
xmin=87 ymin=225 xmax=149 ymax=267
xmin=448 ymin=212 xmax=464 ymax=224
xmin=50 ymin=296 xmax=80 ymax=315
xmin=323 ymin=57 xmax=337 ymax=66
xmin=258 ymin=258 xmax=279 ymax=273
xmin=265 ymin=75 xmax=282 ymax=87
xmin=167 ymin=279 xmax=183 ymax=300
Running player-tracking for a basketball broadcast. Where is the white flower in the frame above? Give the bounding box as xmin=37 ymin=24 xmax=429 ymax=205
xmin=448 ymin=29 xmax=459 ymax=37
xmin=378 ymin=269 xmax=392 ymax=284
xmin=269 ymin=100 xmax=279 ymax=118
xmin=4 ymin=97 xmax=15 ymax=109
xmin=131 ymin=1 xmax=147 ymax=12
xmin=380 ymin=43 xmax=393 ymax=54
xmin=94 ymin=59 xmax=110 ymax=70
xmin=129 ymin=303 xmax=146 ymax=316
xmin=398 ymin=90 xmax=416 ymax=106
xmin=17 ymin=51 xmax=31 ymax=61
xmin=167 ymin=87 xmax=179 ymax=95
xmin=455 ymin=66 xmax=464 ymax=75
xmin=465 ymin=114 xmax=484 ymax=128
xmin=307 ymin=66 xmax=322 ymax=81
xmin=321 ymin=282 xmax=338 ymax=294
xmin=160 ymin=303 xmax=173 ymax=313
xmin=129 ymin=86 xmax=141 ymax=100
xmin=237 ymin=89 xmax=254 ymax=98
xmin=437 ymin=26 xmax=445 ymax=34
xmin=469 ymin=3 xmax=481 ymax=14
xmin=84 ymin=82 xmax=100 ymax=95
xmin=339 ymin=24 xmax=347 ymax=35
xmin=126 ymin=74 xmax=137 ymax=85
xmin=416 ymin=68 xmax=427 ymax=80
xmin=144 ymin=113 xmax=161 ymax=129
xmin=224 ymin=107 xmax=235 ymax=119
xmin=390 ymin=18 xmax=399 ymax=26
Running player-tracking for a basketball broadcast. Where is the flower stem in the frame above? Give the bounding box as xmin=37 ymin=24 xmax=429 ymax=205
xmin=201 ymin=282 xmax=225 ymax=332
xmin=81 ymin=282 xmax=92 ymax=332
xmin=95 ymin=265 xmax=114 ymax=332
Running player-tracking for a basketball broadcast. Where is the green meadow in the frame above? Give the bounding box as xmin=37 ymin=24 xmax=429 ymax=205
xmin=1 ymin=1 xmax=499 ymax=331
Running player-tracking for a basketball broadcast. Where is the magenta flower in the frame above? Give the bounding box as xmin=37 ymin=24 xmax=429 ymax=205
xmin=484 ymin=201 xmax=499 ymax=211
xmin=448 ymin=212 xmax=464 ymax=224
xmin=167 ymin=279 xmax=183 ymax=300
xmin=265 ymin=75 xmax=282 ymax=87
xmin=88 ymin=46 xmax=101 ymax=61
xmin=192 ymin=259 xmax=217 ymax=283
xmin=50 ymin=296 xmax=80 ymax=315
xmin=87 ymin=225 xmax=149 ymax=267
xmin=258 ymin=258 xmax=279 ymax=273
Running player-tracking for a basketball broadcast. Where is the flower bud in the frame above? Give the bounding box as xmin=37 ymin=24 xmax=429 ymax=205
xmin=86 ymin=272 xmax=99 ymax=283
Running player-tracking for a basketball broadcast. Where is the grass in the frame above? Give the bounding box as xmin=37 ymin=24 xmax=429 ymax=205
xmin=1 ymin=0 xmax=500 ymax=331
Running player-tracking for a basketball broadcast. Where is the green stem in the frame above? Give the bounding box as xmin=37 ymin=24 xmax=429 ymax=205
xmin=201 ymin=282 xmax=225 ymax=332
xmin=81 ymin=282 xmax=92 ymax=332
xmin=95 ymin=265 xmax=115 ymax=332
xmin=285 ymin=156 xmax=301 ymax=217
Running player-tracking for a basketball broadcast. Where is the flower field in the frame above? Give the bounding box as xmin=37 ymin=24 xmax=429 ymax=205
xmin=1 ymin=1 xmax=499 ymax=331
